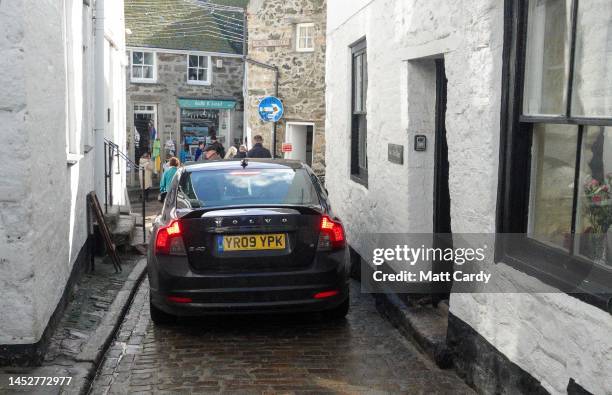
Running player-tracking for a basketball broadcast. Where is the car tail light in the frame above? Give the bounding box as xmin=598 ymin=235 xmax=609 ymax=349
xmin=155 ymin=220 xmax=186 ymax=255
xmin=317 ymin=215 xmax=345 ymax=250
xmin=167 ymin=296 xmax=192 ymax=303
xmin=313 ymin=290 xmax=339 ymax=299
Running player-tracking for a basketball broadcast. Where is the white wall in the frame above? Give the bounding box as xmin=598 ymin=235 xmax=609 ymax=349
xmin=325 ymin=0 xmax=612 ymax=394
xmin=0 ymin=0 xmax=126 ymax=346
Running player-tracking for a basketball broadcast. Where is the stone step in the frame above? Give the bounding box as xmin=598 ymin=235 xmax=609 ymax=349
xmin=103 ymin=205 xmax=120 ymax=228
xmin=110 ymin=214 xmax=136 ymax=249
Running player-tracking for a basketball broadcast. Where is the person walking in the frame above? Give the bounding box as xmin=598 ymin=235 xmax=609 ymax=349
xmin=194 ymin=141 xmax=205 ymax=161
xmin=234 ymin=145 xmax=247 ymax=159
xmin=247 ymin=135 xmax=272 ymax=158
xmin=138 ymin=152 xmax=154 ymax=201
xmin=159 ymin=157 xmax=179 ymax=201
xmin=209 ymin=135 xmax=225 ymax=158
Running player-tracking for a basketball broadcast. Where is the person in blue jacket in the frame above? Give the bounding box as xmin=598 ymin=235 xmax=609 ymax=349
xmin=159 ymin=157 xmax=179 ymax=201
xmin=194 ymin=141 xmax=205 ymax=161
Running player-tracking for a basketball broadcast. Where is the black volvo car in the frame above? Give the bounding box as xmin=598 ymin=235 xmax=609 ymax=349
xmin=147 ymin=159 xmax=350 ymax=324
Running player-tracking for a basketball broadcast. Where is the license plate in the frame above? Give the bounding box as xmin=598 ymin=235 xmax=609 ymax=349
xmin=217 ymin=233 xmax=286 ymax=252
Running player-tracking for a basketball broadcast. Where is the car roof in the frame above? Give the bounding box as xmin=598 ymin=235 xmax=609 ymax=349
xmin=183 ymin=159 xmax=306 ymax=172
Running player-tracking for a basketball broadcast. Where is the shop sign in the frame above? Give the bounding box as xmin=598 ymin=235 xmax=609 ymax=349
xmin=252 ymin=38 xmax=291 ymax=48
xmin=178 ymin=99 xmax=236 ymax=110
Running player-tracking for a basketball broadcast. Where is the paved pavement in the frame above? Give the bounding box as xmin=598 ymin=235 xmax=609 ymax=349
xmin=90 ymin=280 xmax=473 ymax=394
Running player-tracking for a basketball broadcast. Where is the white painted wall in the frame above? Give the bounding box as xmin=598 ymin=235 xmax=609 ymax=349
xmin=325 ymin=1 xmax=612 ymax=394
xmin=0 ymin=0 xmax=126 ymax=346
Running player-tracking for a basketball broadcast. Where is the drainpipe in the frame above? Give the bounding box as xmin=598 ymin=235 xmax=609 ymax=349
xmin=245 ymin=58 xmax=279 ymax=158
xmin=94 ymin=0 xmax=106 ymax=201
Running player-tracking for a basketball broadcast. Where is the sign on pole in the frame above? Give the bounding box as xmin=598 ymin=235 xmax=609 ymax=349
xmin=258 ymin=96 xmax=284 ymax=123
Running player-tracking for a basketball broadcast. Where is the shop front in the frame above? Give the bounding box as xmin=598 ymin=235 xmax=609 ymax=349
xmin=178 ymin=98 xmax=238 ymax=161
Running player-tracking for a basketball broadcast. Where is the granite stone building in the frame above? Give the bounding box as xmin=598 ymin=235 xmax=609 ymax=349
xmin=125 ymin=0 xmax=247 ymax=172
xmin=0 ymin=0 xmax=127 ymax=364
xmin=325 ymin=0 xmax=611 ymax=394
xmin=245 ymin=0 xmax=326 ymax=174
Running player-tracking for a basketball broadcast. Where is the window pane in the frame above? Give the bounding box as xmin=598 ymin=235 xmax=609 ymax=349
xmin=143 ymin=52 xmax=154 ymax=65
xmin=133 ymin=66 xmax=143 ymax=79
xmin=197 ymin=69 xmax=205 ymax=81
xmin=133 ymin=51 xmax=143 ymax=65
xmin=189 ymin=55 xmax=198 ymax=67
xmin=358 ymin=114 xmax=367 ymax=170
xmin=528 ymin=123 xmax=578 ymax=250
xmin=570 ymin=0 xmax=612 ymax=118
xmin=199 ymin=56 xmax=207 ymax=68
xmin=188 ymin=68 xmax=198 ymax=81
xmin=576 ymin=126 xmax=612 ymax=265
xmin=143 ymin=65 xmax=153 ymax=79
xmin=353 ymin=54 xmax=363 ymax=112
xmin=523 ymin=0 xmax=571 ymax=116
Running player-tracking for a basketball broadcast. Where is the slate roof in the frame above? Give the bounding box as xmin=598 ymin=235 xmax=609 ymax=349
xmin=125 ymin=0 xmax=247 ymax=54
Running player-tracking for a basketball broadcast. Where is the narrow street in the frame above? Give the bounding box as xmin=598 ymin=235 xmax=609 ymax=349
xmin=90 ymin=281 xmax=473 ymax=394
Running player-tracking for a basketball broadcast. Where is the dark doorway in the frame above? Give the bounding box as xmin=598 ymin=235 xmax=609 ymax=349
xmin=134 ymin=113 xmax=152 ymax=163
xmin=432 ymin=58 xmax=453 ymax=305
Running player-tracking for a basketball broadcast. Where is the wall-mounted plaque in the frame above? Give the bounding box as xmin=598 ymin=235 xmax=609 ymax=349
xmin=388 ymin=143 xmax=404 ymax=165
xmin=252 ymin=38 xmax=291 ymax=48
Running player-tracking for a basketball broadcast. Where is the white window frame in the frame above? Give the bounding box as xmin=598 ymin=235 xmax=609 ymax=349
xmin=296 ymin=23 xmax=315 ymax=52
xmin=187 ymin=54 xmax=212 ymax=85
xmin=130 ymin=50 xmax=157 ymax=83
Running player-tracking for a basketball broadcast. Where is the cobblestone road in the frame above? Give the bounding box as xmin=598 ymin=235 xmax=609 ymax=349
xmin=90 ymin=280 xmax=473 ymax=394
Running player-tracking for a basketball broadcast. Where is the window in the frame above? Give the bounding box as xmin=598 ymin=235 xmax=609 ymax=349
xmin=187 ymin=55 xmax=211 ymax=85
xmin=176 ymin=169 xmax=320 ymax=209
xmin=296 ymin=23 xmax=315 ymax=52
xmin=351 ymin=39 xmax=368 ymax=186
xmin=131 ymin=51 xmax=156 ymax=82
xmin=499 ymin=0 xmax=612 ymax=310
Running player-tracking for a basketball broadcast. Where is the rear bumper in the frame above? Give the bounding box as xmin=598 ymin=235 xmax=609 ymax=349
xmin=148 ymin=250 xmax=350 ymax=316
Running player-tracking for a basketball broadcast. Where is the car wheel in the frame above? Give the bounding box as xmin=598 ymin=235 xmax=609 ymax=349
xmin=323 ymin=297 xmax=350 ymax=321
xmin=149 ymin=301 xmax=176 ymax=325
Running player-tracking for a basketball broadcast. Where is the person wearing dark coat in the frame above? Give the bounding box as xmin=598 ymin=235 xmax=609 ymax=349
xmin=234 ymin=145 xmax=247 ymax=159
xmin=209 ymin=135 xmax=225 ymax=158
xmin=247 ymin=135 xmax=272 ymax=158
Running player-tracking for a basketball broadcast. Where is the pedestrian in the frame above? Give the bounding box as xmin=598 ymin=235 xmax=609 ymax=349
xmin=204 ymin=145 xmax=222 ymax=160
xmin=209 ymin=134 xmax=225 ymax=158
xmin=159 ymin=157 xmax=180 ymax=202
xmin=194 ymin=141 xmax=205 ymax=161
xmin=138 ymin=152 xmax=153 ymax=201
xmin=234 ymin=145 xmax=247 ymax=159
xmin=247 ymin=135 xmax=272 ymax=158
xmin=224 ymin=146 xmax=238 ymax=159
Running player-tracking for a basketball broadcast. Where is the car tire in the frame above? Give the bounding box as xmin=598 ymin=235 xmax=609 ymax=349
xmin=149 ymin=301 xmax=176 ymax=325
xmin=323 ymin=297 xmax=350 ymax=321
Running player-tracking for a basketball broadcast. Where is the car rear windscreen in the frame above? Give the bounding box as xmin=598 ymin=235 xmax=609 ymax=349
xmin=176 ymin=168 xmax=321 ymax=208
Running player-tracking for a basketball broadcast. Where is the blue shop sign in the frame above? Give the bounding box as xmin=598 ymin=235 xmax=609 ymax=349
xmin=178 ymin=99 xmax=236 ymax=110
xmin=258 ymin=96 xmax=284 ymax=122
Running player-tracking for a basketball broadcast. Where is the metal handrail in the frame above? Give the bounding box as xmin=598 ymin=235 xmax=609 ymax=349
xmin=103 ymin=138 xmax=147 ymax=243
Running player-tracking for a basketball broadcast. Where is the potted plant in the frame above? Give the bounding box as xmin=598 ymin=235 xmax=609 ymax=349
xmin=581 ymin=173 xmax=612 ymax=263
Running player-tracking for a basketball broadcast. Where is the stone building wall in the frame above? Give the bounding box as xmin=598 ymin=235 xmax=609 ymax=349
xmin=126 ymin=52 xmax=244 ymax=161
xmin=246 ymin=0 xmax=326 ymax=174
xmin=325 ymin=0 xmax=612 ymax=394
